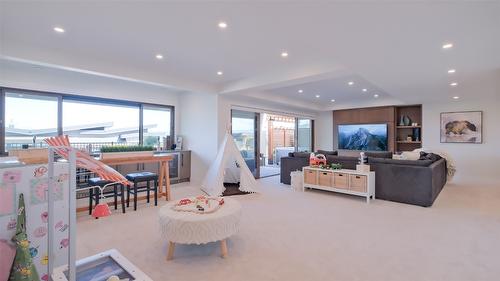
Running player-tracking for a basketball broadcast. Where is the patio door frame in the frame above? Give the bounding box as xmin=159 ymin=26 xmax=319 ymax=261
xmin=230 ymin=109 xmax=261 ymax=179
xmin=295 ymin=118 xmax=315 ymax=152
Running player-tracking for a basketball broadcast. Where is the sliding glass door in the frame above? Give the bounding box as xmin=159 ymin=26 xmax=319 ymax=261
xmin=231 ymin=110 xmax=259 ymax=178
xmin=230 ymin=110 xmax=314 ymax=179
xmin=296 ymin=118 xmax=314 ymax=152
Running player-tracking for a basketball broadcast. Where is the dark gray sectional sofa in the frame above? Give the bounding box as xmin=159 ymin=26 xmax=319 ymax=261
xmin=280 ymin=150 xmax=447 ymax=207
xmin=280 ymin=152 xmax=310 ymax=185
xmin=368 ymin=157 xmax=447 ymax=207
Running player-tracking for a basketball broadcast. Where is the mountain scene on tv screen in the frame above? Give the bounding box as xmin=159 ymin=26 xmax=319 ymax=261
xmin=339 ymin=125 xmax=388 ymax=151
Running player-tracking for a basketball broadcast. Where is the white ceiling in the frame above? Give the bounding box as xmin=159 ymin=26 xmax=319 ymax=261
xmin=1 ymin=1 xmax=499 ymax=111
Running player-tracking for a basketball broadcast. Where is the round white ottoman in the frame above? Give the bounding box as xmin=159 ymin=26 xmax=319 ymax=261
xmin=158 ymin=197 xmax=242 ymax=260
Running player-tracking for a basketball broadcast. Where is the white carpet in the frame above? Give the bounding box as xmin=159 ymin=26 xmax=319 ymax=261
xmin=76 ymin=177 xmax=500 ymax=281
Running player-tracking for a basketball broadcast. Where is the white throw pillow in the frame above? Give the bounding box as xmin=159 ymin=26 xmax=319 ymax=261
xmin=392 ymin=154 xmax=405 ymax=160
xmin=400 ymin=151 xmax=420 ymax=160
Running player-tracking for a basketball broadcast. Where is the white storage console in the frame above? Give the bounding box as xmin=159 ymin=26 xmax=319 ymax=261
xmin=302 ymin=167 xmax=375 ymax=203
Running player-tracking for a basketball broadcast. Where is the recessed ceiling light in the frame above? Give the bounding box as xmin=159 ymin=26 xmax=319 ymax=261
xmin=155 ymin=54 xmax=163 ymax=60
xmin=218 ymin=21 xmax=228 ymax=29
xmin=315 ymin=94 xmax=320 ymax=98
xmin=448 ymin=69 xmax=456 ymax=74
xmin=450 ymin=82 xmax=458 ymax=86
xmin=217 ymin=71 xmax=223 ymax=76
xmin=281 ymin=52 xmax=289 ymax=58
xmin=298 ymin=89 xmax=303 ymax=93
xmin=348 ymin=81 xmax=354 ymax=86
xmin=330 ymin=99 xmax=336 ymax=102
xmin=374 ymin=94 xmax=379 ymax=98
xmin=442 ymin=43 xmax=453 ymax=49
xmin=362 ymin=88 xmax=367 ymax=92
xmin=53 ymin=26 xmax=65 ymax=33
xmin=453 ymin=96 xmax=460 ymax=100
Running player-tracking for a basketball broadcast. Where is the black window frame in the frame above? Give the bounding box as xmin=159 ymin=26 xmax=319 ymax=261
xmin=0 ymin=86 xmax=175 ymax=155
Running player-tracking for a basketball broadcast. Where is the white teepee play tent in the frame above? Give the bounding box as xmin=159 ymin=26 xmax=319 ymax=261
xmin=201 ymin=131 xmax=258 ymax=196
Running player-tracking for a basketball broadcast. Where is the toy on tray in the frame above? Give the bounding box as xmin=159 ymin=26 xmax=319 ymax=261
xmin=172 ymin=196 xmax=225 ymax=214
xmin=309 ymin=153 xmax=327 ymax=167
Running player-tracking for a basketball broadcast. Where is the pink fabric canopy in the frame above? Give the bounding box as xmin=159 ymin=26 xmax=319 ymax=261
xmin=44 ymin=135 xmax=130 ymax=186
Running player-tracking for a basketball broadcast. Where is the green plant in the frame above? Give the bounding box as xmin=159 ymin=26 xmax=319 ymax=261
xmin=144 ymin=136 xmax=160 ymax=146
xmin=100 ymin=145 xmax=154 ymax=153
xmin=330 ymin=163 xmax=342 ymax=170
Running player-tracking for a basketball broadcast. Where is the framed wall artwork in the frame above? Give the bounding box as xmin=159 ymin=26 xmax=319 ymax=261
xmin=440 ymin=111 xmax=482 ymax=143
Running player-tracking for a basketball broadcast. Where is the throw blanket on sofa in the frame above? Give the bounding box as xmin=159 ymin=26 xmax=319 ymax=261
xmin=414 ymin=148 xmax=456 ymax=181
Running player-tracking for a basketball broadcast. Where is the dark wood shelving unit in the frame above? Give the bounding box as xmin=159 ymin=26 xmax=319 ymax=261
xmin=395 ymin=105 xmax=422 ymax=152
xmin=396 ymin=126 xmax=421 ymax=129
xmin=332 ymin=105 xmax=422 ymax=153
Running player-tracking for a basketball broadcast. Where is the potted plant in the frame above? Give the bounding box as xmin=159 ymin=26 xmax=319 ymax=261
xmin=100 ymin=145 xmax=155 ymax=160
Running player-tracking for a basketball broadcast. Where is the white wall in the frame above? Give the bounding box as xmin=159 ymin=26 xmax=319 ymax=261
xmin=177 ymin=92 xmax=218 ymax=185
xmin=314 ymin=111 xmax=334 ymax=151
xmin=422 ymin=99 xmax=499 ymax=185
xmin=421 ymin=71 xmax=500 ymax=185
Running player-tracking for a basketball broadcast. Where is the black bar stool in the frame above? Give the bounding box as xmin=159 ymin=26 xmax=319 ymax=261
xmin=88 ymin=178 xmax=126 ymax=216
xmin=125 ymin=172 xmax=159 ymax=211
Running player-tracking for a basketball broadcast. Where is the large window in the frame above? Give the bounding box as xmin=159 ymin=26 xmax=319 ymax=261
xmin=0 ymin=88 xmax=174 ymax=154
xmin=143 ymin=105 xmax=172 ymax=148
xmin=4 ymin=92 xmax=58 ymax=150
xmin=63 ymin=99 xmax=140 ymax=146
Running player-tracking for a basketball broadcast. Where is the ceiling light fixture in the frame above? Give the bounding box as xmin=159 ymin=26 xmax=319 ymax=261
xmin=362 ymin=88 xmax=367 ymax=92
xmin=374 ymin=94 xmax=379 ymax=98
xmin=448 ymin=69 xmax=456 ymax=74
xmin=53 ymin=26 xmax=65 ymax=33
xmin=298 ymin=89 xmax=303 ymax=93
xmin=218 ymin=21 xmax=228 ymax=29
xmin=281 ymin=52 xmax=289 ymax=58
xmin=217 ymin=71 xmax=223 ymax=76
xmin=442 ymin=43 xmax=453 ymax=49
xmin=450 ymin=82 xmax=458 ymax=87
xmin=453 ymin=96 xmax=460 ymax=100
xmin=330 ymin=99 xmax=335 ymax=102
xmin=315 ymin=94 xmax=320 ymax=98
xmin=348 ymin=81 xmax=354 ymax=86
xmin=155 ymin=54 xmax=164 ymax=60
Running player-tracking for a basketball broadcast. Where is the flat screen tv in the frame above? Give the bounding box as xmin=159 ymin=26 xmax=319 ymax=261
xmin=338 ymin=124 xmax=388 ymax=151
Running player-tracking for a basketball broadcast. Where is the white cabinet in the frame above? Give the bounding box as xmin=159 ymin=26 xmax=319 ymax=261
xmin=302 ymin=167 xmax=375 ymax=203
